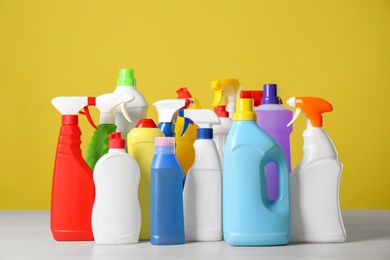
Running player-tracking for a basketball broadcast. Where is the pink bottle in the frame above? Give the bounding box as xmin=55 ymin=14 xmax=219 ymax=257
xmin=255 ymin=84 xmax=293 ymax=201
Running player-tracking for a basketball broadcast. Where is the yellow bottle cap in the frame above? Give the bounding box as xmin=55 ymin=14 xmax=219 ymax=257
xmin=233 ymin=98 xmax=257 ymax=121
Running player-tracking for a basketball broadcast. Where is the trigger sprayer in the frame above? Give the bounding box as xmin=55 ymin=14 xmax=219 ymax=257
xmin=50 ymin=96 xmax=97 ymax=241
xmin=287 ymin=96 xmax=333 ymax=128
xmin=152 ymin=98 xmax=194 ymax=137
xmin=85 ymin=93 xmax=134 ymax=170
xmin=211 ymin=79 xmax=243 ymax=119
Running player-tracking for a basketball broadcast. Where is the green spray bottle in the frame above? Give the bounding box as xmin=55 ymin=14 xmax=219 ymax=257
xmin=85 ymin=93 xmax=134 ymax=170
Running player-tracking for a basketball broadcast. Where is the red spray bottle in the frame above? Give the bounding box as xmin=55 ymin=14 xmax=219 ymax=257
xmin=51 ymin=96 xmax=97 ymax=241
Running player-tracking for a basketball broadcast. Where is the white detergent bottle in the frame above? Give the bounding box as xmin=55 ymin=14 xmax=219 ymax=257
xmin=212 ymin=106 xmax=232 ymax=172
xmin=178 ymin=109 xmax=222 ymax=241
xmin=114 ymin=68 xmax=148 ymax=146
xmin=92 ymin=132 xmax=141 ymax=244
xmin=287 ymin=97 xmax=346 ymax=243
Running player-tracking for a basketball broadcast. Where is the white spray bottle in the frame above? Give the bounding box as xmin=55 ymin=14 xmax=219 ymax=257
xmin=114 ymin=68 xmax=148 ymax=146
xmin=211 ymin=79 xmax=243 ymax=119
xmin=152 ymin=98 xmax=194 ymax=137
xmin=287 ymin=96 xmax=346 ymax=243
xmin=178 ymin=109 xmax=222 ymax=241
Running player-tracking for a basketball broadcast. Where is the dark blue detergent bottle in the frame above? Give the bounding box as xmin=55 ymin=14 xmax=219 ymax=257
xmin=150 ymin=137 xmax=185 ymax=245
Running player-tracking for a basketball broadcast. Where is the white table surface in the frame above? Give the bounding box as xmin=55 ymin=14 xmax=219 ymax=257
xmin=0 ymin=210 xmax=389 ymax=259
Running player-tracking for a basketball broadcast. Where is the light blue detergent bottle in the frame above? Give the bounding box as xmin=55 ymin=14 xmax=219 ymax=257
xmin=223 ymin=98 xmax=290 ymax=246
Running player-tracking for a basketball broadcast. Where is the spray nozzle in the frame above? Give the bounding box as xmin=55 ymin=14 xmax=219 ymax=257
xmin=178 ymin=109 xmax=220 ymax=137
xmin=286 ymin=97 xmax=333 ymax=128
xmin=153 ymin=98 xmax=194 ymax=123
xmin=95 ymin=93 xmax=134 ymax=124
xmin=52 ymin=96 xmax=97 ymax=129
xmin=211 ymin=79 xmax=243 ymax=107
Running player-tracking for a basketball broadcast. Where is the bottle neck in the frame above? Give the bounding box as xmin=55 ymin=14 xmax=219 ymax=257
xmin=158 ymin=122 xmax=175 ymax=137
xmin=62 ymin=115 xmax=78 ymax=125
xmin=154 ymin=145 xmax=175 ymax=154
xmin=197 ymin=128 xmax=213 ymax=139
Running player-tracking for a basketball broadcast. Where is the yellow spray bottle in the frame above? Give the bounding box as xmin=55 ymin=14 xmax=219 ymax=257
xmin=211 ymin=79 xmax=243 ymax=119
xmin=174 ymin=87 xmax=201 ymax=175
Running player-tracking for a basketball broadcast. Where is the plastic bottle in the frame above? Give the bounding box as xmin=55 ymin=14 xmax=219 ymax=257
xmin=175 ymin=87 xmax=200 ymax=174
xmin=211 ymin=79 xmax=243 ymax=119
xmin=223 ymin=98 xmax=290 ymax=246
xmin=92 ymin=132 xmax=141 ymax=244
xmin=127 ymin=118 xmax=164 ymax=240
xmin=152 ymin=98 xmax=194 ymax=137
xmin=150 ymin=137 xmax=185 ymax=245
xmin=114 ymin=68 xmax=148 ymax=146
xmin=286 ymin=97 xmax=346 ymax=243
xmin=50 ymin=96 xmax=96 ymax=241
xmin=178 ymin=109 xmax=222 ymax=241
xmin=212 ymin=106 xmax=232 ymax=172
xmin=85 ymin=93 xmax=134 ymax=170
xmin=255 ymin=84 xmax=293 ymax=201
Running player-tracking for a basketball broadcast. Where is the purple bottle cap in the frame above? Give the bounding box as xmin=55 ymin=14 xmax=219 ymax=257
xmin=261 ymin=84 xmax=280 ymax=105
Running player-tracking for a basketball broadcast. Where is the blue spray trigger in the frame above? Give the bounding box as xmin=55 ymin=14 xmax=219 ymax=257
xmin=178 ymin=110 xmax=194 ymax=137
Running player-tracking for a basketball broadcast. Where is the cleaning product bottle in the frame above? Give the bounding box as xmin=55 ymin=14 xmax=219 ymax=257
xmin=178 ymin=109 xmax=222 ymax=241
xmin=175 ymin=87 xmax=201 ymax=174
xmin=223 ymin=98 xmax=290 ymax=246
xmin=85 ymin=93 xmax=134 ymax=170
xmin=286 ymin=96 xmax=346 ymax=243
xmin=114 ymin=68 xmax=148 ymax=145
xmin=51 ymin=96 xmax=97 ymax=241
xmin=212 ymin=106 xmax=232 ymax=172
xmin=92 ymin=132 xmax=141 ymax=244
xmin=152 ymin=98 xmax=193 ymax=137
xmin=255 ymin=84 xmax=293 ymax=201
xmin=127 ymin=118 xmax=164 ymax=240
xmin=150 ymin=137 xmax=185 ymax=245
xmin=211 ymin=79 xmax=243 ymax=119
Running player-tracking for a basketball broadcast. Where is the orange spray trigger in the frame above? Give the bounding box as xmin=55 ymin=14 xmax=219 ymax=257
xmin=287 ymin=97 xmax=333 ymax=127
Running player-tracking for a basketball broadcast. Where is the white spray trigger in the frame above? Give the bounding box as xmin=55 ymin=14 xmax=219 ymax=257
xmin=120 ymin=102 xmax=132 ymax=123
xmin=287 ymin=108 xmax=301 ymax=127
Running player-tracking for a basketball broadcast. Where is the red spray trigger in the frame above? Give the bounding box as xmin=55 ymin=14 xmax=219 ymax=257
xmin=79 ymin=97 xmax=97 ymax=129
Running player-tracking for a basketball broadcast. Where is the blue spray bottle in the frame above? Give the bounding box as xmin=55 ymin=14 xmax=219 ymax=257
xmin=223 ymin=98 xmax=290 ymax=246
xmin=150 ymin=137 xmax=185 ymax=245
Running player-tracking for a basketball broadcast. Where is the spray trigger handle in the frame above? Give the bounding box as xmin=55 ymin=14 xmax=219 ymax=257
xmin=79 ymin=97 xmax=97 ymax=129
xmin=287 ymin=108 xmax=301 ymax=127
xmin=120 ymin=103 xmax=132 ymax=123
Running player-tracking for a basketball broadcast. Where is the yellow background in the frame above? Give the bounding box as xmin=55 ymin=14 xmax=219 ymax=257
xmin=0 ymin=0 xmax=389 ymax=209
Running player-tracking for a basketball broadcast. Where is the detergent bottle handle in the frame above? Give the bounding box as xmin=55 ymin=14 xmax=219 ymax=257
xmin=261 ymin=145 xmax=290 ymax=217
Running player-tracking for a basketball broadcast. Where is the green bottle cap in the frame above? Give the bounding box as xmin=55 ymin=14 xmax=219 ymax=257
xmin=117 ymin=68 xmax=136 ymax=86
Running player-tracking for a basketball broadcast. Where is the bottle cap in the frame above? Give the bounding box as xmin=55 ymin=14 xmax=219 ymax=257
xmin=262 ymin=84 xmax=280 ymax=105
xmin=136 ymin=118 xmax=157 ymax=128
xmin=233 ymin=98 xmax=257 ymax=121
xmin=214 ymin=106 xmax=229 ymax=118
xmin=240 ymin=90 xmax=263 ymax=107
xmin=109 ymin=132 xmax=125 ymax=149
xmin=154 ymin=137 xmax=175 ymax=147
xmin=197 ymin=128 xmax=213 ymax=139
xmin=117 ymin=68 xmax=136 ymax=86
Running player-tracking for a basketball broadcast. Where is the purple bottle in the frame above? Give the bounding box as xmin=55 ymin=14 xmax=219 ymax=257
xmin=255 ymin=84 xmax=293 ymax=201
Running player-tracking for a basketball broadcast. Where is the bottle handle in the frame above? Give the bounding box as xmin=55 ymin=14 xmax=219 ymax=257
xmin=261 ymin=146 xmax=290 ymax=216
